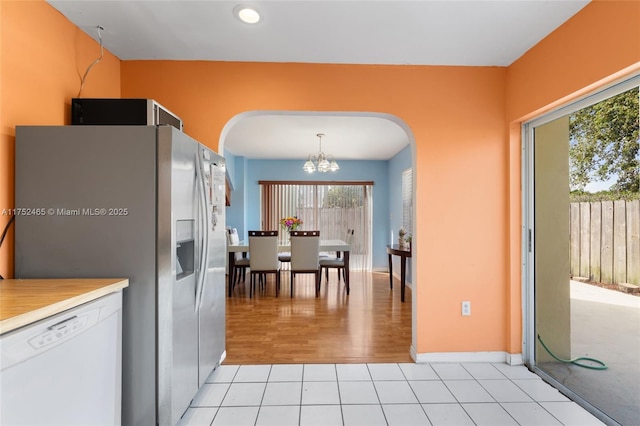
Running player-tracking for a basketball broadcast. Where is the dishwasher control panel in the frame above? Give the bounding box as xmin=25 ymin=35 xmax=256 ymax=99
xmin=28 ymin=314 xmax=90 ymax=349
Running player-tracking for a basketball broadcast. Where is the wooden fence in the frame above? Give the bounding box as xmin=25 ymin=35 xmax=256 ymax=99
xmin=289 ymin=207 xmax=371 ymax=271
xmin=296 ymin=207 xmax=367 ymax=254
xmin=570 ymin=199 xmax=640 ymax=285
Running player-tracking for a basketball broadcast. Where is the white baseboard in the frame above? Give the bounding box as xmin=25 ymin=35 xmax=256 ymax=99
xmin=412 ymin=351 xmax=524 ymax=365
xmin=410 ymin=344 xmax=418 ymax=362
xmin=506 ymin=353 xmax=523 ymax=365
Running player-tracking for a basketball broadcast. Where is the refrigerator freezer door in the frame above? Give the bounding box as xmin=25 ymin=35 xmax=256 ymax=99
xmin=156 ymin=126 xmax=200 ymax=426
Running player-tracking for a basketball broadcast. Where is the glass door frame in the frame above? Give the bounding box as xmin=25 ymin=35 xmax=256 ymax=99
xmin=521 ymin=74 xmax=639 ymax=424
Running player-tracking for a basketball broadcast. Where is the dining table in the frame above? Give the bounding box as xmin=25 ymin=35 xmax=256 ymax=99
xmin=227 ymin=239 xmax=351 ymax=296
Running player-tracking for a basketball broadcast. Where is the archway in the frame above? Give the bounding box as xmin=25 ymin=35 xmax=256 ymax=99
xmin=219 ymin=110 xmax=419 ymax=363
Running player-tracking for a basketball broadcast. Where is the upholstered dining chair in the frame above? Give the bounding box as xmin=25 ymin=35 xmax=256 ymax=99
xmin=227 ymin=228 xmax=249 ymax=291
xmin=248 ymin=230 xmax=280 ymax=298
xmin=320 ymin=228 xmax=354 ymax=284
xmin=289 ymin=230 xmax=321 ymax=297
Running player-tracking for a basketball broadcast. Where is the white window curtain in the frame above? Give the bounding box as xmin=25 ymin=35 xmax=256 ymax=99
xmin=402 ymin=168 xmax=413 ymax=236
xmin=260 ymin=181 xmax=373 ymax=271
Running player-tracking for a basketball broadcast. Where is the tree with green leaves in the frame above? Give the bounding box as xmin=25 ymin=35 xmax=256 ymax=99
xmin=569 ymin=87 xmax=639 ymax=192
xmin=322 ymin=186 xmax=364 ymax=208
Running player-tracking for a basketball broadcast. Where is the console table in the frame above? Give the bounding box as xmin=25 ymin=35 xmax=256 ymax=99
xmin=386 ymin=244 xmax=412 ymax=302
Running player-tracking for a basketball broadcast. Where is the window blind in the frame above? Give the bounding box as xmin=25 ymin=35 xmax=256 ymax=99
xmin=402 ymin=168 xmax=413 ymax=236
xmin=259 ymin=181 xmax=373 ymax=270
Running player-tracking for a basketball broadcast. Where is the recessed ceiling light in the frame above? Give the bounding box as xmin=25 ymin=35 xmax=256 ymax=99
xmin=234 ymin=5 xmax=260 ymax=24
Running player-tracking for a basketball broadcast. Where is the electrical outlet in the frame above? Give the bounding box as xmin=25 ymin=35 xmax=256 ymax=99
xmin=462 ymin=301 xmax=471 ymax=316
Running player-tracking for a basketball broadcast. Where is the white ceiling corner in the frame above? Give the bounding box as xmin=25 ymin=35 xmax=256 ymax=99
xmin=47 ymin=0 xmax=590 ymax=160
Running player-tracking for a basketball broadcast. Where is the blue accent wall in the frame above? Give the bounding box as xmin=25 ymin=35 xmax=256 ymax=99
xmin=224 ymin=149 xmax=236 ymax=189
xmin=222 ymin=154 xmax=411 ymax=270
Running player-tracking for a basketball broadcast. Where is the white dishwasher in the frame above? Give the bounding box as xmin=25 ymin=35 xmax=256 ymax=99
xmin=0 ymin=291 xmax=123 ymax=426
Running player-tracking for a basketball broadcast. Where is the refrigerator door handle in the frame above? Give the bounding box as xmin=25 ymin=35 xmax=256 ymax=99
xmin=198 ymin=150 xmax=212 ymax=310
xmin=194 ymin=154 xmax=207 ymax=311
xmin=194 ymin=150 xmax=210 ymax=311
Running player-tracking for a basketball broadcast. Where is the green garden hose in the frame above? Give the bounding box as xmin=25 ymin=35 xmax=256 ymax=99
xmin=537 ymin=334 xmax=608 ymax=370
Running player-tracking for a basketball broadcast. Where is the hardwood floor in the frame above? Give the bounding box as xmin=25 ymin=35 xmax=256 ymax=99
xmin=224 ymin=270 xmax=413 ymax=364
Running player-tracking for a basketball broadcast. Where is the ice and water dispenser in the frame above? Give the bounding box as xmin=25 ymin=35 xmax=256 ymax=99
xmin=176 ymin=220 xmax=194 ymax=280
xmin=175 ymin=150 xmax=225 ymax=281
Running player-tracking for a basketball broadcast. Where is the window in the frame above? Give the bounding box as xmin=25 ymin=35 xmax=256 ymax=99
xmin=402 ymin=168 xmax=413 ymax=236
xmin=523 ymin=77 xmax=639 ymax=425
xmin=259 ymin=181 xmax=373 ymax=270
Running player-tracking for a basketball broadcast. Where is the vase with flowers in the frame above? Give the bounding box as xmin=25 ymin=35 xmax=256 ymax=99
xmin=279 ymin=216 xmax=303 ymax=242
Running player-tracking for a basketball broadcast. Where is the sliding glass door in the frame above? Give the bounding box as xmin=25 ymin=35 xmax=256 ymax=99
xmin=260 ymin=181 xmax=373 ymax=270
xmin=524 ymin=78 xmax=639 ymax=425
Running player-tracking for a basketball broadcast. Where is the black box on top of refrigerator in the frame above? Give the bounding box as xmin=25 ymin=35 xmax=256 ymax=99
xmin=71 ymin=98 xmax=183 ymax=131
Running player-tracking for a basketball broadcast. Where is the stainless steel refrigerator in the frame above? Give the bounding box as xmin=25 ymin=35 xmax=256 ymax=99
xmin=14 ymin=125 xmax=226 ymax=426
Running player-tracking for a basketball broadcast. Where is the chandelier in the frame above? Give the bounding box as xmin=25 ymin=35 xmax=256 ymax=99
xmin=303 ymin=133 xmax=340 ymax=173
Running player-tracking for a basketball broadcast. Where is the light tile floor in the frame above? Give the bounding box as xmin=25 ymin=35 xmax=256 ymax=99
xmin=178 ymin=363 xmax=605 ymax=426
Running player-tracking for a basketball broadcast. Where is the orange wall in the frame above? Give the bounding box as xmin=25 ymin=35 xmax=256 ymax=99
xmin=120 ymin=0 xmax=640 ymax=355
xmin=1 ymin=0 xmax=638 ymax=356
xmin=504 ymin=0 xmax=640 ymax=353
xmin=0 ymin=0 xmax=121 ymax=278
xmin=508 ymin=0 xmax=640 ymax=122
xmin=122 ymin=61 xmax=510 ymax=353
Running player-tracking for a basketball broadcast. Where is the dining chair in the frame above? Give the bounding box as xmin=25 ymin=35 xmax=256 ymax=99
xmin=227 ymin=228 xmax=249 ymax=291
xmin=277 ymin=252 xmax=291 ymax=269
xmin=289 ymin=230 xmax=321 ymax=297
xmin=319 ymin=228 xmax=353 ymax=258
xmin=320 ymin=229 xmax=354 ymax=284
xmin=248 ymin=230 xmax=280 ymax=298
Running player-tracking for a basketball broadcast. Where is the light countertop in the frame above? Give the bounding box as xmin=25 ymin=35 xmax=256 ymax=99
xmin=0 ymin=278 xmax=129 ymax=334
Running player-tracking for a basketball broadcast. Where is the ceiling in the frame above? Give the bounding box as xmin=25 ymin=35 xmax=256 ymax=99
xmin=222 ymin=113 xmax=409 ymax=160
xmin=47 ymin=0 xmax=590 ymax=160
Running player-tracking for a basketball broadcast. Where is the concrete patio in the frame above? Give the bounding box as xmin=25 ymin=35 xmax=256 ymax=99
xmin=538 ymin=281 xmax=640 ymax=425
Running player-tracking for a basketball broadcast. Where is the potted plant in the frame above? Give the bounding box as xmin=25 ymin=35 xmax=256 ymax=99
xmin=398 ymin=227 xmax=407 ymax=247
